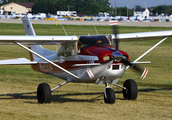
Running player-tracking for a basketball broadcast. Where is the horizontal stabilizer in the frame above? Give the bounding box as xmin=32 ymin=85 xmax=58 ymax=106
xmin=0 ymin=58 xmax=37 ymax=65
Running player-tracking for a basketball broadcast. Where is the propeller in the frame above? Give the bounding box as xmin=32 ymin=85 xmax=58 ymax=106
xmin=110 ymin=22 xmax=147 ymax=77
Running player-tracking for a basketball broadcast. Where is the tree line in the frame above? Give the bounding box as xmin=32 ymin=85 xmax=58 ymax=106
xmin=1 ymin=0 xmax=111 ymax=15
xmin=1 ymin=0 xmax=172 ymax=16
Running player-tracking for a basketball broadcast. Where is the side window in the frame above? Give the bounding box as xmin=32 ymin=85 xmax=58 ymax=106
xmin=58 ymin=44 xmax=75 ymax=57
xmin=58 ymin=47 xmax=65 ymax=57
xmin=77 ymin=41 xmax=81 ymax=54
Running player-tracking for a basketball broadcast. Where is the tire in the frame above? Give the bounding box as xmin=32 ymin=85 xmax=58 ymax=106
xmin=123 ymin=79 xmax=138 ymax=100
xmin=104 ymin=88 xmax=115 ymax=104
xmin=37 ymin=83 xmax=52 ymax=103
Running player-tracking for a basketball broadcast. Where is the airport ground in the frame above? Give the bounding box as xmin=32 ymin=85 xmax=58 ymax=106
xmin=0 ymin=18 xmax=172 ymax=27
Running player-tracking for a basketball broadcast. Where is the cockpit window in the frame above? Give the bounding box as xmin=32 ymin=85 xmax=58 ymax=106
xmin=58 ymin=44 xmax=75 ymax=57
xmin=78 ymin=35 xmax=112 ymax=51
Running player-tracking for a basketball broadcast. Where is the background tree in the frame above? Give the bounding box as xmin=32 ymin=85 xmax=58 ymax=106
xmin=1 ymin=0 xmax=172 ymax=16
xmin=117 ymin=7 xmax=132 ymax=16
xmin=151 ymin=5 xmax=172 ymax=15
xmin=152 ymin=5 xmax=166 ymax=15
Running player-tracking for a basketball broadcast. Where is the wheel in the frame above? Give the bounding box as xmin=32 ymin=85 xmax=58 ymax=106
xmin=37 ymin=83 xmax=52 ymax=103
xmin=123 ymin=79 xmax=138 ymax=100
xmin=104 ymin=88 xmax=115 ymax=104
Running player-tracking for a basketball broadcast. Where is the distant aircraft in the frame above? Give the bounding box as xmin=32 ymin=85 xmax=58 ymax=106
xmin=0 ymin=16 xmax=171 ymax=104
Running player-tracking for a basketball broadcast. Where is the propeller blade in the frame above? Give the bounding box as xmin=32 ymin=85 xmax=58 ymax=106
xmin=121 ymin=58 xmax=143 ymax=74
xmin=110 ymin=21 xmax=123 ymax=62
xmin=113 ymin=25 xmax=119 ymax=52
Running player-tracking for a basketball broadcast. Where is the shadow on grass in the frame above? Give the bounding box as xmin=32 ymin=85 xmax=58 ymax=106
xmin=51 ymin=91 xmax=125 ymax=103
xmin=0 ymin=92 xmax=37 ymax=100
xmin=0 ymin=90 xmax=123 ymax=103
xmin=52 ymin=92 xmax=104 ymax=103
xmin=138 ymin=88 xmax=172 ymax=92
xmin=0 ymin=88 xmax=171 ymax=103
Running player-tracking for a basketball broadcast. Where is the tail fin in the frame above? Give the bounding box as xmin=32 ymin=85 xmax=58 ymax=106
xmin=22 ymin=15 xmax=56 ymax=61
xmin=22 ymin=15 xmax=36 ymax=36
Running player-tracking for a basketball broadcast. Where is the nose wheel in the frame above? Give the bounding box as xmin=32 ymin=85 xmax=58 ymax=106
xmin=104 ymin=83 xmax=115 ymax=104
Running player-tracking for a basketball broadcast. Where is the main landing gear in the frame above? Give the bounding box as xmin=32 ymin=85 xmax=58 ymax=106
xmin=37 ymin=81 xmax=69 ymax=104
xmin=36 ymin=79 xmax=137 ymax=104
xmin=37 ymin=83 xmax=52 ymax=103
xmin=103 ymin=79 xmax=138 ymax=104
xmin=123 ymin=79 xmax=138 ymax=100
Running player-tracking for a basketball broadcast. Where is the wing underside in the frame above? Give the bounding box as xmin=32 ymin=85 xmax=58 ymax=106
xmin=0 ymin=30 xmax=171 ymax=45
xmin=0 ymin=36 xmax=78 ymax=45
xmin=112 ymin=30 xmax=172 ymax=41
xmin=0 ymin=58 xmax=37 ymax=65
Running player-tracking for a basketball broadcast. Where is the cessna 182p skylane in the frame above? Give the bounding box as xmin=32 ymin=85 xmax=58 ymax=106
xmin=0 ymin=15 xmax=172 ymax=104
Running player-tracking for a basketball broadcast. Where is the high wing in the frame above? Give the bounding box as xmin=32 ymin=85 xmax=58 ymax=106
xmin=0 ymin=35 xmax=78 ymax=45
xmin=112 ymin=30 xmax=172 ymax=41
xmin=0 ymin=30 xmax=172 ymax=45
xmin=0 ymin=58 xmax=37 ymax=65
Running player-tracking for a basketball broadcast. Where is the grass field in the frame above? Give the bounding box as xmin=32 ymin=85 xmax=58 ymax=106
xmin=0 ymin=23 xmax=172 ymax=120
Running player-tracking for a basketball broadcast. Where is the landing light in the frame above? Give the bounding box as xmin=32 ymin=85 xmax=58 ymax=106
xmin=103 ymin=55 xmax=110 ymax=61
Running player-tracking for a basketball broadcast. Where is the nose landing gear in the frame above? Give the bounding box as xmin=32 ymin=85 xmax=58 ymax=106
xmin=104 ymin=83 xmax=115 ymax=104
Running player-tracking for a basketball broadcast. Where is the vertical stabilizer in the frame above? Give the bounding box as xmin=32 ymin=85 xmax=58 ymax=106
xmin=22 ymin=15 xmax=56 ymax=61
xmin=22 ymin=15 xmax=36 ymax=36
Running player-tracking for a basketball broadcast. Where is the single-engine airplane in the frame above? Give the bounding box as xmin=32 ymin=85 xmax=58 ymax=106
xmin=0 ymin=15 xmax=172 ymax=104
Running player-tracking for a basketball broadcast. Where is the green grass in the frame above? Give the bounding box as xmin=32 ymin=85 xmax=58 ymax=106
xmin=0 ymin=23 xmax=172 ymax=119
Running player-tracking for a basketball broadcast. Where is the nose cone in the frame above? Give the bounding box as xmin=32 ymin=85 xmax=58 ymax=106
xmin=112 ymin=51 xmax=123 ymax=62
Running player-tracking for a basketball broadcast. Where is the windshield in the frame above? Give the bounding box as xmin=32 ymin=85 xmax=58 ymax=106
xmin=78 ymin=35 xmax=112 ymax=51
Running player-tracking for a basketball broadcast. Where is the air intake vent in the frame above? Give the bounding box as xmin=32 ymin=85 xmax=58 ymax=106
xmin=112 ymin=65 xmax=119 ymax=70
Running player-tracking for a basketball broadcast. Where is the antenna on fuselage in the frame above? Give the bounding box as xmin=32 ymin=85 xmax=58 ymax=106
xmin=62 ymin=25 xmax=68 ymax=36
xmin=94 ymin=25 xmax=99 ymax=35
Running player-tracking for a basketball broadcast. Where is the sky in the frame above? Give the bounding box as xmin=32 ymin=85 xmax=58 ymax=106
xmin=109 ymin=0 xmax=172 ymax=9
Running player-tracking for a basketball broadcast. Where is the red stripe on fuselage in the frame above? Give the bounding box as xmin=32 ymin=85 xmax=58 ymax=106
xmin=87 ymin=69 xmax=94 ymax=78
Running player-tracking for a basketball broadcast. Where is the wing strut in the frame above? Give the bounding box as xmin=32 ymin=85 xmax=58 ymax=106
xmin=133 ymin=36 xmax=168 ymax=62
xmin=15 ymin=41 xmax=80 ymax=79
xmin=126 ymin=36 xmax=168 ymax=69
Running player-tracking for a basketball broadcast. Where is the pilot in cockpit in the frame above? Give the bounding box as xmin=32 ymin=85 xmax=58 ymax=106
xmin=77 ymin=42 xmax=81 ymax=53
xmin=96 ymin=40 xmax=102 ymax=46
